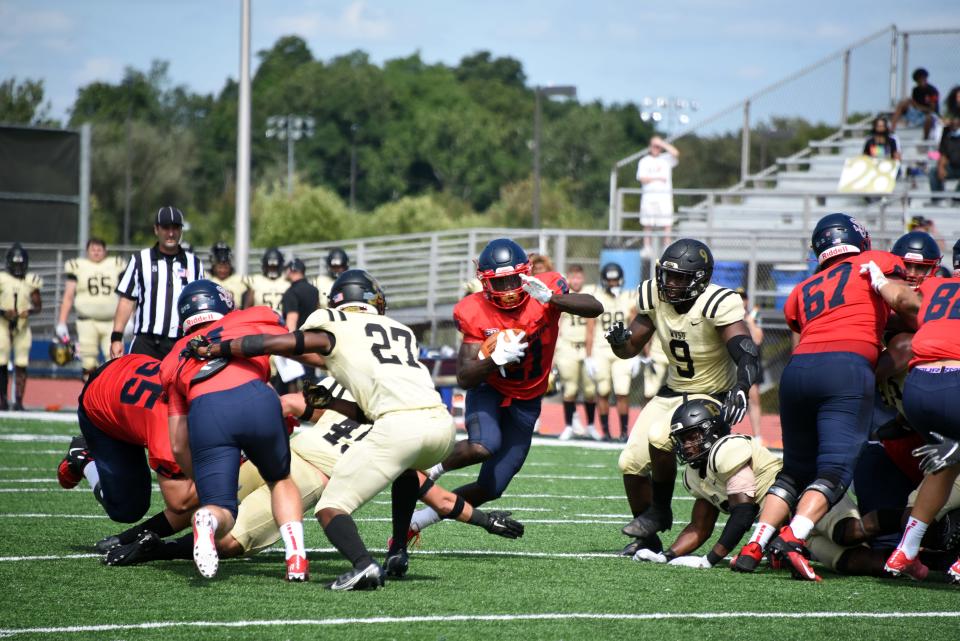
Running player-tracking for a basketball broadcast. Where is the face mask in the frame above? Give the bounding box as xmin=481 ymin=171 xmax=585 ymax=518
xmin=606 ymin=286 xmax=621 ymax=297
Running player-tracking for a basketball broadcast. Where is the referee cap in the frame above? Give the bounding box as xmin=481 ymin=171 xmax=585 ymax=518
xmin=156 ymin=206 xmax=185 ymax=226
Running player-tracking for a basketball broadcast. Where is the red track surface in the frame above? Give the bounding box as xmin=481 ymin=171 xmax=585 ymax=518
xmin=21 ymin=376 xmax=784 ymax=448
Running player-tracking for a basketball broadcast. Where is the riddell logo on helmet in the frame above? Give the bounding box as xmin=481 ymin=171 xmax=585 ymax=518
xmin=663 ymin=261 xmax=679 ymax=269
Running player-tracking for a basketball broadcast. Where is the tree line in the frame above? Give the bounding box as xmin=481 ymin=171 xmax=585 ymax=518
xmin=0 ymin=35 xmax=834 ymax=247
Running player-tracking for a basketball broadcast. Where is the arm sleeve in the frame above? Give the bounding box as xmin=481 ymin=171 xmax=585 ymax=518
xmin=115 ymin=254 xmax=140 ymax=299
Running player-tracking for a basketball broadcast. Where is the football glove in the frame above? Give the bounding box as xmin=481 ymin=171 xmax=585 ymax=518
xmin=55 ymin=323 xmax=70 ymax=340
xmin=722 ymin=389 xmax=748 ymax=426
xmin=604 ymin=321 xmax=632 ymax=347
xmin=583 ymin=356 xmax=598 ymax=381
xmin=478 ymin=510 xmax=524 ymax=539
xmin=490 ymin=330 xmax=528 ymax=367
xmin=668 ymin=555 xmax=712 ymax=569
xmin=303 ymin=379 xmax=335 ymax=410
xmin=859 ymin=260 xmax=889 ymax=293
xmin=181 ymin=334 xmax=211 ymax=360
xmin=913 ymin=432 xmax=960 ymax=474
xmin=632 ymin=548 xmax=667 ymax=564
xmin=519 ymin=274 xmax=554 ymax=304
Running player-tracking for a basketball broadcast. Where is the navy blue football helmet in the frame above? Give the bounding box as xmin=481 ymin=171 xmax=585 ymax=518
xmin=476 ymin=238 xmax=531 ymax=309
xmin=891 ymin=231 xmax=942 ymax=288
xmin=669 ymin=397 xmax=730 ymax=469
xmin=601 ymin=262 xmax=624 ymax=288
xmin=328 ymin=269 xmax=387 ymax=315
xmin=811 ymin=213 xmax=870 ymax=265
xmin=656 ymin=238 xmax=713 ymax=304
xmin=177 ymin=279 xmax=235 ymax=332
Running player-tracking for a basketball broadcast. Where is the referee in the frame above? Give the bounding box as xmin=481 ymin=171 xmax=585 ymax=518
xmin=109 ymin=207 xmax=204 ymax=360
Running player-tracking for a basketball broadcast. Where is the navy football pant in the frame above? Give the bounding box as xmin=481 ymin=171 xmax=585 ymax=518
xmin=464 ymin=383 xmax=542 ymax=500
xmin=902 ymin=368 xmax=960 ymax=442
xmin=77 ymin=406 xmax=152 ymax=523
xmin=188 ymin=380 xmax=291 ymax=518
xmin=778 ymin=352 xmax=875 ymax=491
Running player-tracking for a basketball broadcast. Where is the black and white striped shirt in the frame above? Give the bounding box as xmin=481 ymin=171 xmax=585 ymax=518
xmin=116 ymin=245 xmax=204 ymax=338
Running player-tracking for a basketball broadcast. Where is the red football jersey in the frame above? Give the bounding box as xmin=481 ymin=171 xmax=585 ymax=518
xmin=81 ymin=354 xmax=180 ymax=478
xmin=454 ymin=271 xmax=568 ymax=400
xmin=784 ymin=250 xmax=906 ymax=365
xmin=160 ymin=306 xmax=288 ymax=416
xmin=909 ymin=277 xmax=960 ymax=367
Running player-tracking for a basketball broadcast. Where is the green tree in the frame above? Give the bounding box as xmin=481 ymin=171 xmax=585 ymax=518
xmin=0 ymin=77 xmax=57 ymax=126
xmin=252 ymin=182 xmax=353 ymax=246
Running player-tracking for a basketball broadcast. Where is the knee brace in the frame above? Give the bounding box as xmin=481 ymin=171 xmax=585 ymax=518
xmin=417 ymin=478 xmax=435 ymax=499
xmin=765 ymin=473 xmax=802 ymax=511
xmin=806 ymin=474 xmax=847 ymax=509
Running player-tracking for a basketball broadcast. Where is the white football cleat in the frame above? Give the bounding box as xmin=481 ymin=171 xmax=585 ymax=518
xmin=558 ymin=425 xmax=576 ymax=441
xmin=193 ymin=508 xmax=219 ymax=579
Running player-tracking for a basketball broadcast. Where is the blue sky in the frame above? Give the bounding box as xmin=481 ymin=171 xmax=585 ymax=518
xmin=3 ymin=0 xmax=959 ymax=128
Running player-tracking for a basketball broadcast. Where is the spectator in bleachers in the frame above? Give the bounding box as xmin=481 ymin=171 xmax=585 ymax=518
xmin=862 ymin=117 xmax=901 ymax=162
xmin=636 ymin=136 xmax=679 ymax=251
xmin=929 ymin=112 xmax=960 ymax=205
xmin=891 ymin=68 xmax=940 ymax=140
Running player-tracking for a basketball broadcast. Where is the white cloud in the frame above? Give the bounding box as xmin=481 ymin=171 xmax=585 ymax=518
xmin=73 ymin=57 xmax=123 ymax=85
xmin=269 ymin=1 xmax=392 ymax=41
xmin=0 ymin=5 xmax=74 ymax=53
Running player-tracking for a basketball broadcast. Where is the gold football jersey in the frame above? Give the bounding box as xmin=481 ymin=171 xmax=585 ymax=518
xmin=636 ymin=280 xmax=744 ymax=393
xmin=209 ymin=273 xmax=247 ymax=310
xmin=314 ymin=274 xmax=335 ymax=309
xmin=242 ymin=274 xmax=288 ymax=311
xmin=878 ymin=369 xmax=907 ymax=416
xmin=300 ymin=309 xmax=445 ymax=420
xmin=558 ymin=284 xmax=594 ymax=346
xmin=64 ymin=256 xmax=126 ymax=320
xmin=0 ymin=271 xmax=42 ymax=330
xmin=682 ymin=434 xmax=782 ymax=512
xmin=290 ymin=408 xmax=373 ymax=477
xmin=592 ymin=286 xmax=636 ymax=351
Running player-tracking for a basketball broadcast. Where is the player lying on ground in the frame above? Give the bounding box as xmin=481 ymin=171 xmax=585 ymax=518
xmin=631 ymin=397 xmax=871 ymax=577
xmin=186 ymin=269 xmax=458 ymax=590
xmin=106 ymin=391 xmax=523 ymax=566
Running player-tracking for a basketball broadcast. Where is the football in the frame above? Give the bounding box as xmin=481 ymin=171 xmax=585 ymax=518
xmin=479 ymin=328 xmax=524 ymax=361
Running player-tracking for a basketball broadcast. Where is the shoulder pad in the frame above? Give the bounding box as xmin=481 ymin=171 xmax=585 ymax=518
xmin=708 ymin=434 xmax=753 ymax=477
xmin=700 ymin=286 xmax=739 ymax=320
xmin=636 ymin=279 xmax=657 ymax=312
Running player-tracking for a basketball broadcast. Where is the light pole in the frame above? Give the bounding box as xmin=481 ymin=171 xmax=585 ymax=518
xmin=265 ymin=114 xmax=316 ymax=196
xmin=533 ymin=85 xmax=576 ymax=229
xmin=640 ymin=96 xmax=700 ymax=135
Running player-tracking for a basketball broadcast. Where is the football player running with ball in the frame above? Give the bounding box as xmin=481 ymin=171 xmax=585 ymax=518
xmin=732 ymin=213 xmax=907 ymax=581
xmin=605 ymin=238 xmax=758 ymax=556
xmin=409 ymin=238 xmax=601 ymax=536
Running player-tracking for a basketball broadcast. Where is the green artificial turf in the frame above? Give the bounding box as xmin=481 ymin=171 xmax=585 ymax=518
xmin=0 ymin=417 xmax=957 ymax=640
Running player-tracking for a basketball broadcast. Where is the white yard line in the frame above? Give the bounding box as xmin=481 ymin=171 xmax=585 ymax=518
xmin=1 ymin=611 xmax=957 ymax=636
xmin=0 ymin=435 xmax=71 ymax=443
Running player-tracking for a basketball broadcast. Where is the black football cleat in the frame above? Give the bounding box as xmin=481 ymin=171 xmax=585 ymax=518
xmin=94 ymin=534 xmax=123 ymax=554
xmin=619 ymin=534 xmax=663 ymax=557
xmin=384 ymin=549 xmax=409 ymax=578
xmin=327 ymin=562 xmax=385 ymax=591
xmin=622 ymin=506 xmax=673 ymax=539
xmin=939 ymin=508 xmax=960 ymax=552
xmin=105 ymin=531 xmax=162 ymax=566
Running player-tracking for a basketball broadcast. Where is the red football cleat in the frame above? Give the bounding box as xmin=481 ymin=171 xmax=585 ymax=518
xmin=57 ymin=436 xmax=93 ymax=489
xmin=947 ymin=558 xmax=960 ymax=585
xmin=285 ymin=554 xmax=309 ymax=582
xmin=769 ymin=526 xmax=821 ymax=582
xmin=386 ymin=528 xmax=421 ymax=551
xmin=731 ymin=541 xmax=764 ymax=573
xmin=884 ymin=548 xmax=929 ymax=581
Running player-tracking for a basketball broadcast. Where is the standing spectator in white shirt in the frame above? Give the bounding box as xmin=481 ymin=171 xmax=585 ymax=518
xmin=636 ymin=136 xmax=680 ymax=251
